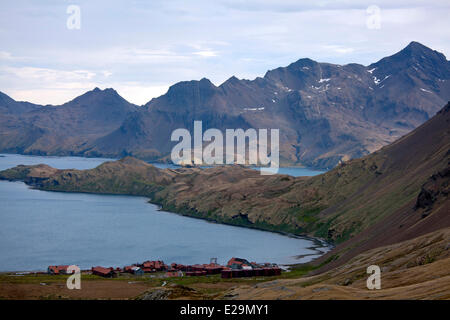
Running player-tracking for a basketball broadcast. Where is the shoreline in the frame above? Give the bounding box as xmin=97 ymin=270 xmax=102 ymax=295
xmin=0 ymin=152 xmax=328 ymax=171
xmin=152 ymin=202 xmax=334 ymax=251
xmin=0 ymin=154 xmax=334 ymax=272
xmin=152 ymin=204 xmax=334 ymax=267
xmin=0 ymin=207 xmax=333 ymax=274
xmin=0 ymin=182 xmax=333 ymax=273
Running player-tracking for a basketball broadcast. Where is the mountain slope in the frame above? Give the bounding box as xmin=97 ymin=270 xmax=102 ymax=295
xmin=0 ymin=88 xmax=138 ymax=155
xmin=310 ymin=101 xmax=450 ymax=271
xmin=225 ymin=227 xmax=450 ymax=300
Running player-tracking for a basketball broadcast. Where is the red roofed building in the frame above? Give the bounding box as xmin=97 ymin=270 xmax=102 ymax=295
xmin=166 ymin=269 xmax=184 ymax=277
xmin=190 ymin=264 xmax=206 ymax=272
xmin=123 ymin=265 xmax=144 ymax=275
xmin=140 ymin=260 xmax=167 ymax=272
xmin=227 ymin=257 xmax=252 ymax=269
xmin=91 ymin=266 xmax=116 ymax=278
xmin=47 ymin=265 xmax=70 ymax=275
xmin=203 ymin=262 xmax=223 ymax=274
xmin=171 ymin=263 xmax=188 ymax=271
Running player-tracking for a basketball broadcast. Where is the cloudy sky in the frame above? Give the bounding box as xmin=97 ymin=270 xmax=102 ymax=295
xmin=1 ymin=0 xmax=449 ymax=105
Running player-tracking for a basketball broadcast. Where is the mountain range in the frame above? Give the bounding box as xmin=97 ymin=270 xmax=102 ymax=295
xmin=1 ymin=41 xmax=449 ymax=169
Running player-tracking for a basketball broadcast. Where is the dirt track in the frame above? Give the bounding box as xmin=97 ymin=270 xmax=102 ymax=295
xmin=0 ymin=280 xmax=154 ymax=300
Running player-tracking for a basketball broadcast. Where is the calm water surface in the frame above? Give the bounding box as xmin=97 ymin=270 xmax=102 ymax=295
xmin=0 ymin=154 xmax=328 ymax=271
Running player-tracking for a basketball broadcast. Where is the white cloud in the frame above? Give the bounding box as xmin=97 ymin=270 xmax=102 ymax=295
xmin=5 ymin=88 xmax=94 ymax=105
xmin=323 ymin=45 xmax=355 ymax=54
xmin=193 ymin=50 xmax=218 ymax=57
xmin=3 ymin=66 xmax=96 ymax=81
xmin=71 ymin=47 xmax=192 ymax=65
xmin=220 ymin=0 xmax=450 ymax=12
xmin=0 ymin=66 xmax=98 ymax=104
xmin=102 ymin=71 xmax=113 ymax=77
xmin=0 ymin=65 xmax=170 ymax=105
xmin=114 ymin=83 xmax=170 ymax=105
xmin=0 ymin=51 xmax=13 ymax=60
xmin=0 ymin=51 xmax=32 ymax=62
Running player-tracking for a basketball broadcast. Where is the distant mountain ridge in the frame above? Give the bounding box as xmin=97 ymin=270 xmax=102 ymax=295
xmin=1 ymin=41 xmax=449 ymax=168
xmin=0 ymin=87 xmax=138 ymax=156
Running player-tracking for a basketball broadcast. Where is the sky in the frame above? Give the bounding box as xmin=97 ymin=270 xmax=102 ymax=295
xmin=0 ymin=0 xmax=449 ymax=105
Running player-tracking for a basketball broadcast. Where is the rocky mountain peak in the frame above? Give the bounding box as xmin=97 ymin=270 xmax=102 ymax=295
xmin=222 ymin=75 xmax=240 ymax=85
xmin=0 ymin=91 xmax=14 ymax=104
xmin=370 ymin=41 xmax=448 ymax=71
xmin=66 ymin=87 xmax=129 ymax=107
xmin=164 ymin=78 xmax=217 ymax=99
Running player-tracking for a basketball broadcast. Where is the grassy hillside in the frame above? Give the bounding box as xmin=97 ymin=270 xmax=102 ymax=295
xmin=225 ymin=227 xmax=450 ymax=300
